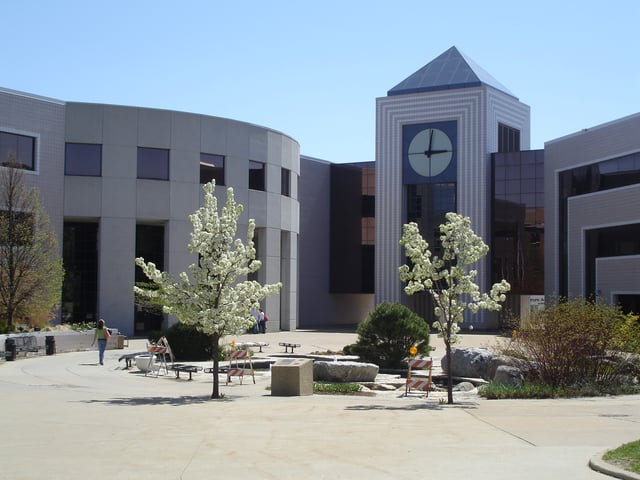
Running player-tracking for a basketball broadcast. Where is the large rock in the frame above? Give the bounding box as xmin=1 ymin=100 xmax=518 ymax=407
xmin=313 ymin=360 xmax=379 ymax=382
xmin=441 ymin=347 xmax=493 ymax=379
xmin=493 ymin=365 xmax=524 ymax=387
xmin=487 ymin=355 xmax=533 ymax=380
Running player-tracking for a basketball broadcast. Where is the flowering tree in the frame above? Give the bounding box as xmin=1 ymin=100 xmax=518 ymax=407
xmin=399 ymin=212 xmax=510 ymax=404
xmin=0 ymin=164 xmax=63 ymax=329
xmin=135 ymin=181 xmax=281 ymax=399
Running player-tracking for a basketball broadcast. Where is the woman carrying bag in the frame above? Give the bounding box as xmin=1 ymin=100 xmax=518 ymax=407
xmin=91 ymin=319 xmax=110 ymax=365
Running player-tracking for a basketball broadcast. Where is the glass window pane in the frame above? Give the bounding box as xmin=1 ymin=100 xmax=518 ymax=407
xmin=281 ymin=168 xmax=290 ymax=196
xmin=65 ymin=143 xmax=102 ymax=176
xmin=506 ymin=179 xmax=520 ymax=194
xmin=137 ymin=147 xmax=169 ymax=180
xmin=0 ymin=131 xmax=35 ymax=170
xmin=521 ymin=164 xmax=536 ymax=179
xmin=200 ymin=153 xmax=225 ymax=185
xmin=521 ymin=179 xmax=536 ymax=193
xmin=249 ymin=160 xmax=265 ymax=191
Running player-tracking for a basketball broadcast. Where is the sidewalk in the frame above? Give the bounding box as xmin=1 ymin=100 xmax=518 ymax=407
xmin=0 ymin=330 xmax=638 ymax=480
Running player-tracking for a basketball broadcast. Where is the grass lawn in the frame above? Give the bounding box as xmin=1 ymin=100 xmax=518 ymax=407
xmin=603 ymin=439 xmax=640 ymax=474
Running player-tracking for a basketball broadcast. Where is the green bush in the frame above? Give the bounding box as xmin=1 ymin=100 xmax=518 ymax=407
xmin=343 ymin=302 xmax=430 ymax=369
xmin=503 ymin=297 xmax=640 ymax=388
xmin=149 ymin=323 xmax=216 ymax=361
xmin=479 ymin=380 xmax=640 ymax=399
xmin=611 ymin=313 xmax=640 ymax=354
xmin=314 ymin=383 xmax=363 ymax=394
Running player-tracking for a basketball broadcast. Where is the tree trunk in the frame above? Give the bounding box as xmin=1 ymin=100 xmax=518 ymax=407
xmin=446 ymin=339 xmax=453 ymax=404
xmin=211 ymin=334 xmax=221 ymax=399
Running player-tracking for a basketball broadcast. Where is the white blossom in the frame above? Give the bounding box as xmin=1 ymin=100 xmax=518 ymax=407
xmin=135 ymin=181 xmax=281 ymax=398
xmin=399 ymin=212 xmax=510 ymax=404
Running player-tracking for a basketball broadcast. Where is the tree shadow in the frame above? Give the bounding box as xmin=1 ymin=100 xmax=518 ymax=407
xmin=345 ymin=399 xmax=480 ymax=411
xmin=79 ymin=394 xmax=230 ymax=406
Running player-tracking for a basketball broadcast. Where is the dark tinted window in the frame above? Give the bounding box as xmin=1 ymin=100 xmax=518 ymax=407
xmin=249 ymin=161 xmax=265 ymax=191
xmin=492 ymin=150 xmax=544 ymax=294
xmin=281 ymin=168 xmax=291 ymax=196
xmin=200 ymin=153 xmax=225 ymax=185
xmin=62 ymin=222 xmax=99 ymax=323
xmin=65 ymin=143 xmax=102 ymax=176
xmin=137 ymin=147 xmax=169 ymax=180
xmin=498 ymin=124 xmax=520 ymax=153
xmin=0 ymin=131 xmax=35 ymax=170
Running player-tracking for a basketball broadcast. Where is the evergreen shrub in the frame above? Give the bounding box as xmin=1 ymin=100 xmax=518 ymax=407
xmin=343 ymin=302 xmax=430 ymax=369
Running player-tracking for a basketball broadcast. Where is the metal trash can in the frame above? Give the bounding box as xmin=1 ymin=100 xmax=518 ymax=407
xmin=5 ymin=338 xmax=17 ymax=361
xmin=45 ymin=335 xmax=56 ymax=355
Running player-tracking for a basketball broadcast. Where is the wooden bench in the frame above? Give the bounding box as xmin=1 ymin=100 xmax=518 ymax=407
xmin=169 ymin=363 xmax=203 ymax=380
xmin=279 ymin=342 xmax=301 ymax=353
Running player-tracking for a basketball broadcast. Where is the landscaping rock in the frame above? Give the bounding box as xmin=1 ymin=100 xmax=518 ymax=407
xmin=487 ymin=355 xmax=532 ymax=380
xmin=493 ymin=365 xmax=524 ymax=387
xmin=453 ymin=381 xmax=476 ymax=392
xmin=313 ymin=360 xmax=379 ymax=382
xmin=441 ymin=347 xmax=493 ymax=379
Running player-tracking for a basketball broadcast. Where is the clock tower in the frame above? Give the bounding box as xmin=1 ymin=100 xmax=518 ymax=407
xmin=375 ymin=46 xmax=530 ymax=328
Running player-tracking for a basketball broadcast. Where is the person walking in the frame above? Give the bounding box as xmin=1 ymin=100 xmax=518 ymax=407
xmin=91 ymin=319 xmax=110 ymax=365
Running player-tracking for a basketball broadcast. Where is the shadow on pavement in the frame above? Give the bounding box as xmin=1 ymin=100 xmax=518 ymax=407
xmin=79 ymin=395 xmax=215 ymax=406
xmin=345 ymin=400 xmax=480 ymax=412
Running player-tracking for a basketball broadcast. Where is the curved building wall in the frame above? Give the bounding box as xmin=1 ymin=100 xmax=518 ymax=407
xmin=63 ymin=102 xmax=300 ymax=335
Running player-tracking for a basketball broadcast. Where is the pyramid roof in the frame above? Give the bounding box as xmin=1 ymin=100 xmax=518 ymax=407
xmin=388 ymin=46 xmax=516 ymax=98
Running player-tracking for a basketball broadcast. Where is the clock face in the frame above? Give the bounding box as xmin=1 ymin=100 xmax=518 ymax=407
xmin=407 ymin=128 xmax=453 ymax=178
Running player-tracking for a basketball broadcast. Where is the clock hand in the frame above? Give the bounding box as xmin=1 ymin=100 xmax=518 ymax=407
xmin=422 ymin=149 xmax=451 ymax=155
xmin=428 ymin=129 xmax=434 ymax=154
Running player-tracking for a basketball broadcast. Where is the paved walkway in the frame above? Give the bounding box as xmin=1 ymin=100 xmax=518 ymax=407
xmin=1 ymin=330 xmax=638 ymax=479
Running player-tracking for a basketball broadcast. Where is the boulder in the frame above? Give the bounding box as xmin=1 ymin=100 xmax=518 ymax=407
xmin=452 ymin=381 xmax=476 ymax=392
xmin=493 ymin=365 xmax=524 ymax=387
xmin=313 ymin=360 xmax=379 ymax=382
xmin=487 ymin=355 xmax=532 ymax=380
xmin=441 ymin=347 xmax=493 ymax=379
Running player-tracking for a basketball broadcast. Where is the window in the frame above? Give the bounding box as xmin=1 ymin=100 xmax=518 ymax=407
xmin=0 ymin=131 xmax=35 ymax=170
xmin=200 ymin=153 xmax=225 ymax=185
xmin=361 ymin=195 xmax=375 ymax=217
xmin=135 ymin=224 xmax=165 ymax=334
xmin=65 ymin=143 xmax=102 ymax=176
xmin=249 ymin=160 xmax=265 ymax=191
xmin=281 ymin=168 xmax=291 ymax=196
xmin=62 ymin=222 xmax=98 ymax=323
xmin=498 ymin=124 xmax=520 ymax=153
xmin=491 ymin=150 xmax=544 ymax=294
xmin=137 ymin=147 xmax=169 ymax=180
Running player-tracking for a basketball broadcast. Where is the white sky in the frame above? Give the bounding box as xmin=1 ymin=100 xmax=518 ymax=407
xmin=4 ymin=0 xmax=639 ymax=163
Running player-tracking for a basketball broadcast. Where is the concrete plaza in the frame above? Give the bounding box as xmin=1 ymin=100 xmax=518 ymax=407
xmin=1 ymin=330 xmax=638 ymax=479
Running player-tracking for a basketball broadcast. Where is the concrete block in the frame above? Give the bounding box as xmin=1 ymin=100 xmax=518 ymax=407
xmin=271 ymin=358 xmax=313 ymax=396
